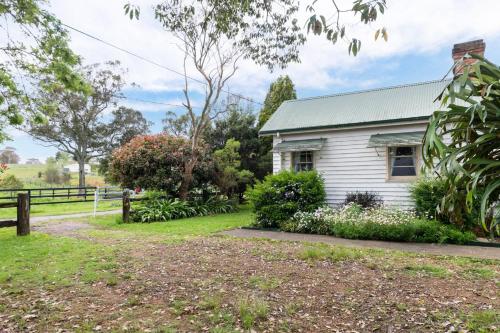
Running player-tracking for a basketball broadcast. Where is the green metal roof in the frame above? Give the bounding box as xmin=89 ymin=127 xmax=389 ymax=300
xmin=260 ymin=80 xmax=450 ymax=135
xmin=367 ymin=131 xmax=425 ymax=148
xmin=272 ymin=138 xmax=326 ymax=153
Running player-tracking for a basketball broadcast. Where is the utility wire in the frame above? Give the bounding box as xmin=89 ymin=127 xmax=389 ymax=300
xmin=115 ymin=95 xmax=195 ymax=109
xmin=61 ymin=22 xmax=263 ymax=107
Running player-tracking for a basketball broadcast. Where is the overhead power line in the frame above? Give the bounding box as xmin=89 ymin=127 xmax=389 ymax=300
xmin=115 ymin=95 xmax=192 ymax=109
xmin=61 ymin=22 xmax=263 ymax=107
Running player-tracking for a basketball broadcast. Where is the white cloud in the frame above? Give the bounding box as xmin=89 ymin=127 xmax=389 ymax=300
xmin=46 ymin=0 xmax=500 ymax=103
xmin=230 ymin=0 xmax=500 ymax=96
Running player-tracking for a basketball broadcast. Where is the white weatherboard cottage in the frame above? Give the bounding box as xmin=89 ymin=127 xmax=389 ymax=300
xmin=259 ymin=40 xmax=486 ymax=208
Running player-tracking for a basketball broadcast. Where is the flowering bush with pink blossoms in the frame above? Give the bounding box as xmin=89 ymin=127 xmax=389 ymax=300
xmin=109 ymin=134 xmax=214 ymax=197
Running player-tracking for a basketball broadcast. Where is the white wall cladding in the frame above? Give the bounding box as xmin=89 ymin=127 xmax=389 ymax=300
xmin=272 ymin=123 xmax=428 ymax=208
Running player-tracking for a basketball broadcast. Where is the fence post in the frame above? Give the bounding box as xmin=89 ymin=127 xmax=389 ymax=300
xmin=17 ymin=193 xmax=30 ymax=236
xmin=93 ymin=187 xmax=99 ymax=217
xmin=122 ymin=190 xmax=130 ymax=223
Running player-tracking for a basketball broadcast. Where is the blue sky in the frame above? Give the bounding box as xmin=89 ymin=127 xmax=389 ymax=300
xmin=4 ymin=0 xmax=500 ymax=162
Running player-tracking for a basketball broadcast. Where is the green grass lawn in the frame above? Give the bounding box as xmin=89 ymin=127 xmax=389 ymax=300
xmin=0 ymin=200 xmax=120 ymax=219
xmin=87 ymin=206 xmax=253 ymax=239
xmin=4 ymin=164 xmax=46 ymax=179
xmin=0 ymin=207 xmax=252 ymax=289
xmin=0 ymin=228 xmax=118 ymax=288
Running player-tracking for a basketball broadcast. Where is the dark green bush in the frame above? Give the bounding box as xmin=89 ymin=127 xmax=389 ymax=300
xmin=409 ymin=178 xmax=447 ymax=221
xmin=246 ymin=170 xmax=326 ymax=228
xmin=410 ymin=177 xmax=482 ymax=231
xmin=344 ymin=191 xmax=382 ymax=208
xmin=190 ymin=196 xmax=239 ymax=215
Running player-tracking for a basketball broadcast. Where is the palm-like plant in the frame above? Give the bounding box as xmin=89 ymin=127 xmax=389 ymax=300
xmin=423 ymin=55 xmax=499 ymax=237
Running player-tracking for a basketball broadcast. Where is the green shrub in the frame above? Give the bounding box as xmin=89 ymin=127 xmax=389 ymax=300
xmin=409 ymin=177 xmax=447 ymax=221
xmin=246 ymin=170 xmax=326 ymax=228
xmin=131 ymin=198 xmax=194 ymax=223
xmin=410 ymin=177 xmax=482 ymax=231
xmin=190 ymin=196 xmax=238 ymax=215
xmin=130 ymin=195 xmax=237 ymax=223
xmin=44 ymin=164 xmax=70 ymax=185
xmin=109 ymin=134 xmax=215 ymax=197
xmin=0 ymin=174 xmax=23 ymax=189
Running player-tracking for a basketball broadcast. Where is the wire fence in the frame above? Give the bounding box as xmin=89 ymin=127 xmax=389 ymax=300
xmin=93 ymin=186 xmax=139 ymax=216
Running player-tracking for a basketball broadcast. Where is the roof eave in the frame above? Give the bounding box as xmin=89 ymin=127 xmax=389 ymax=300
xmin=258 ymin=116 xmax=431 ymax=136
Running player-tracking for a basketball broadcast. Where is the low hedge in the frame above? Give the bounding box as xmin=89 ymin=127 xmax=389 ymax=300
xmin=328 ymin=219 xmax=476 ymax=244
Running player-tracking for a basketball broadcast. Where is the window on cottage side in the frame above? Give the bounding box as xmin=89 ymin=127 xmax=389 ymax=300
xmin=293 ymin=151 xmax=314 ymax=171
xmin=389 ymin=146 xmax=417 ymax=177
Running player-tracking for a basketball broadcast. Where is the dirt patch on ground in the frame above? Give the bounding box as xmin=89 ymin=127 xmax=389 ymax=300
xmin=31 ymin=220 xmax=96 ymax=238
xmin=1 ymin=236 xmax=498 ymax=332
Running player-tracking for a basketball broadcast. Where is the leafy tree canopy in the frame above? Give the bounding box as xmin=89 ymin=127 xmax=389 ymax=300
xmin=0 ymin=0 xmax=90 ymax=142
xmin=28 ymin=61 xmax=150 ymax=187
xmin=0 ymin=148 xmax=20 ymax=164
xmin=255 ymin=75 xmax=298 ymax=178
xmin=203 ymin=99 xmax=260 ymax=174
xmin=306 ymin=0 xmax=388 ymax=56
xmin=213 ymin=139 xmax=254 ymax=200
xmin=258 ymin=75 xmax=297 ymax=129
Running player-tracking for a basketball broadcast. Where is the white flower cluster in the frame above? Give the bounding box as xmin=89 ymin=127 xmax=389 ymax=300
xmin=288 ymin=203 xmax=416 ymax=233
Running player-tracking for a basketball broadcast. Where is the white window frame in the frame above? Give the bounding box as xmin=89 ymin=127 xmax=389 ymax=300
xmin=386 ymin=145 xmax=420 ymax=181
xmin=292 ymin=151 xmax=314 ymax=172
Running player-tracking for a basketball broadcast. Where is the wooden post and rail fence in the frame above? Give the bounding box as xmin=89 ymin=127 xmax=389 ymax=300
xmin=0 ymin=187 xmax=142 ymax=235
xmin=123 ymin=190 xmax=131 ymax=223
xmin=0 ymin=193 xmax=30 ymax=236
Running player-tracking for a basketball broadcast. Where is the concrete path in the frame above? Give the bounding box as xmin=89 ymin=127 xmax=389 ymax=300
xmin=31 ymin=209 xmax=121 ymax=224
xmin=222 ymin=228 xmax=500 ymax=260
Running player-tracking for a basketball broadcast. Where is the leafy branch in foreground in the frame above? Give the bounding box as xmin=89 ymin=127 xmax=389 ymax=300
xmin=306 ymin=0 xmax=388 ymax=56
xmin=423 ymin=55 xmax=499 ymax=237
xmin=0 ymin=0 xmax=90 ymax=142
xmin=126 ymin=0 xmax=305 ymax=71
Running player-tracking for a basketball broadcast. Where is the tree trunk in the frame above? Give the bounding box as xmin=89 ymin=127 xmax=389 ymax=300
xmin=179 ymin=159 xmax=196 ymax=200
xmin=78 ymin=157 xmax=86 ymax=188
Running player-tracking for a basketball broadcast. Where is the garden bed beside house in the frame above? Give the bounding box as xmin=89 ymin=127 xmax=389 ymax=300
xmin=246 ymin=170 xmax=487 ymax=245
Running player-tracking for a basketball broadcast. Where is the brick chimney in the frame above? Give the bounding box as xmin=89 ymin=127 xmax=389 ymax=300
xmin=452 ymin=39 xmax=486 ymax=76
